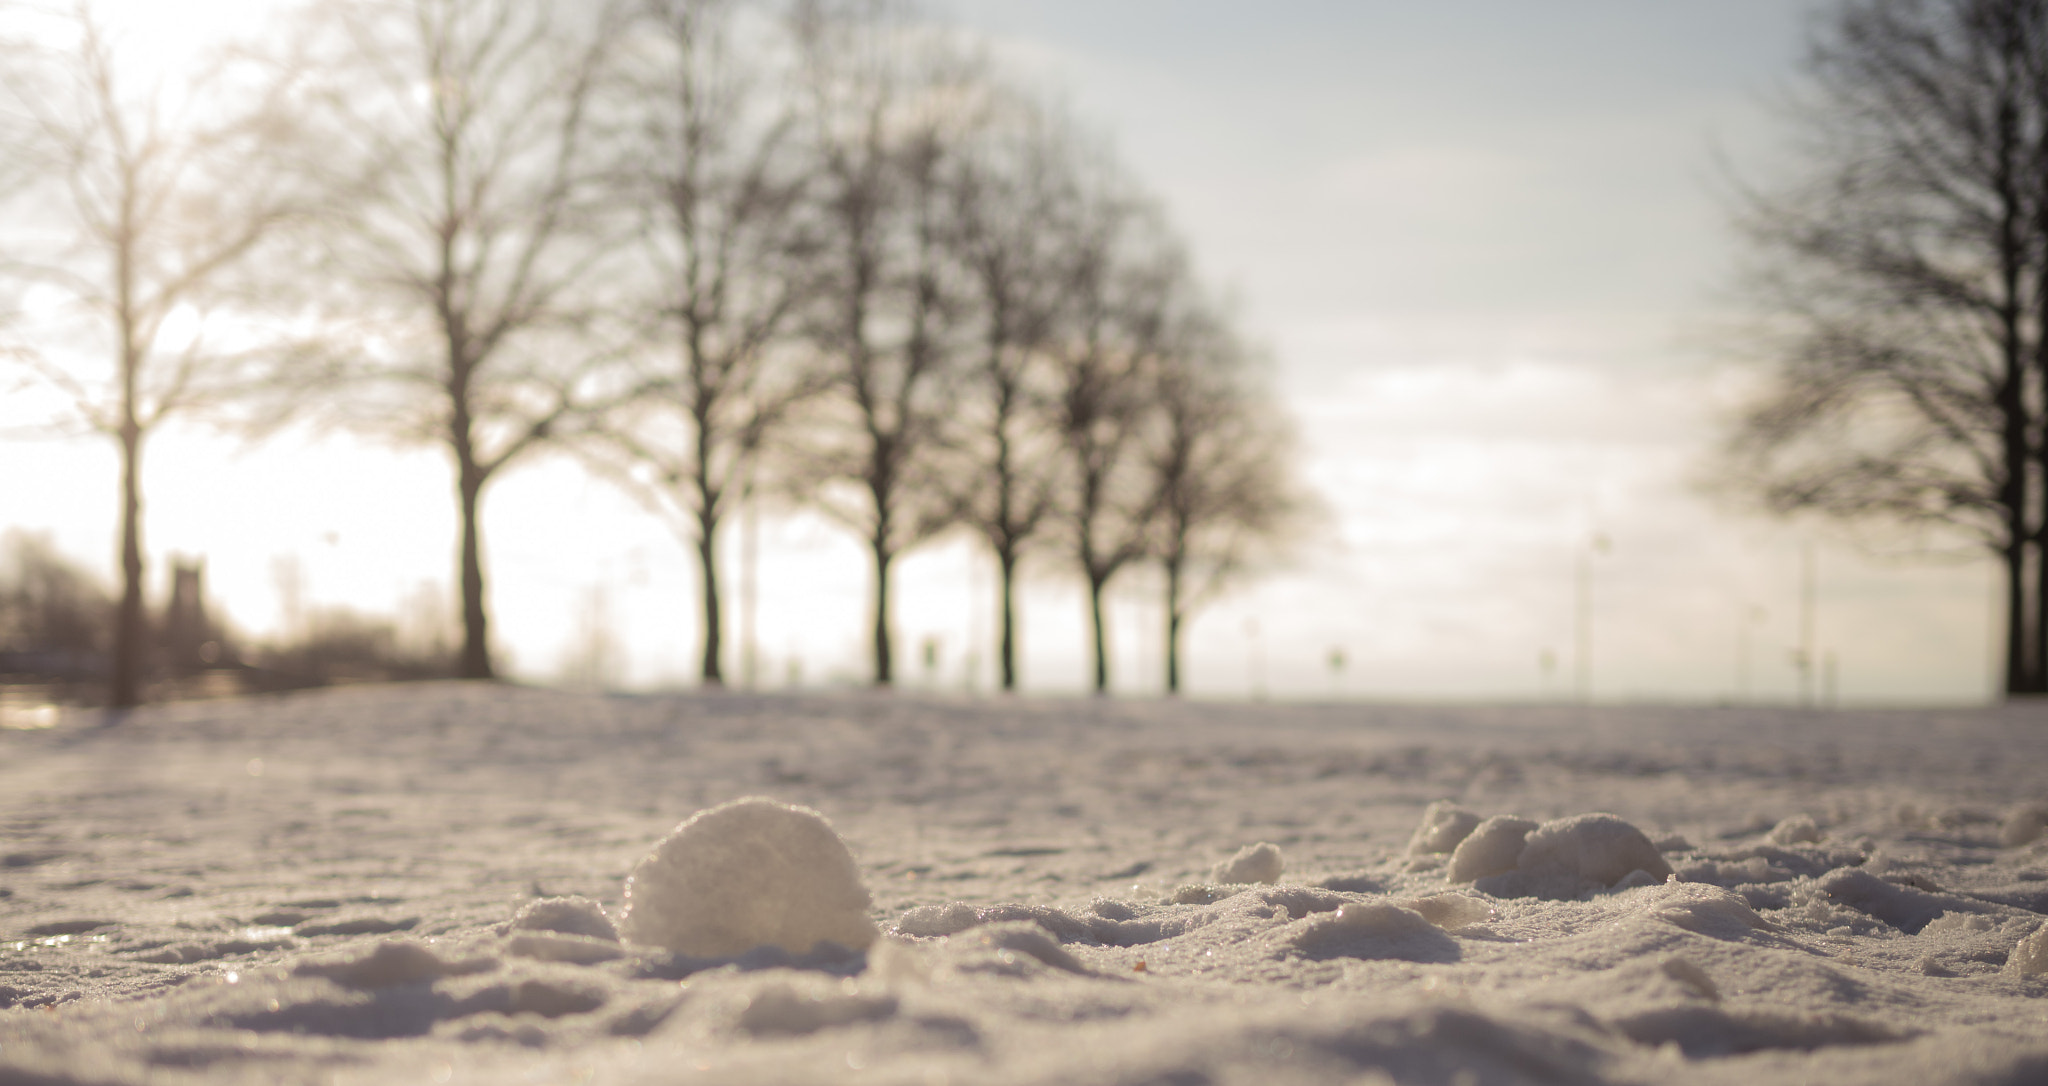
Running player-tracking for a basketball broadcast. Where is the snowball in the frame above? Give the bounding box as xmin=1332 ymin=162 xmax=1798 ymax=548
xmin=1446 ymin=815 xmax=1537 ymax=883
xmin=2000 ymin=803 xmax=2047 ymax=848
xmin=510 ymin=896 xmax=618 ymax=942
xmin=619 ymin=796 xmax=878 ymax=957
xmin=2009 ymin=926 xmax=2048 ymax=978
xmin=1407 ymin=801 xmax=1482 ymax=855
xmin=1766 ymin=815 xmax=1824 ymax=846
xmin=1211 ymin=842 xmax=1284 ymax=885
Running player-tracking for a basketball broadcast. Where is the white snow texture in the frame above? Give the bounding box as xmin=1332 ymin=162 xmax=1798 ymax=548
xmin=3 ymin=685 xmax=2047 ymax=1086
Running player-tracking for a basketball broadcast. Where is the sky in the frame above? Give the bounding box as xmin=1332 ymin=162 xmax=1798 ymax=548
xmin=0 ymin=0 xmax=2004 ymax=703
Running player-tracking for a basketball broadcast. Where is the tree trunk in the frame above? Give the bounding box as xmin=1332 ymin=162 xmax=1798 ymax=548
xmin=1991 ymin=94 xmax=2034 ymax=695
xmin=997 ymin=546 xmax=1018 ymax=692
xmin=110 ymin=420 xmax=146 ymax=708
xmin=457 ymin=465 xmax=494 ymax=680
xmin=1164 ymin=555 xmax=1183 ymax=696
xmin=1087 ymin=569 xmax=1109 ymax=695
xmin=697 ymin=507 xmax=724 ymax=687
xmin=2010 ymin=533 xmax=2033 ymax=695
xmin=1998 ymin=358 xmax=2032 ymax=693
xmin=872 ymin=536 xmax=894 ymax=687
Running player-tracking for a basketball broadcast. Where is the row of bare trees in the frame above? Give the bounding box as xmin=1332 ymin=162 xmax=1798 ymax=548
xmin=1 ymin=0 xmax=1306 ymax=706
xmin=1726 ymin=0 xmax=2048 ymax=696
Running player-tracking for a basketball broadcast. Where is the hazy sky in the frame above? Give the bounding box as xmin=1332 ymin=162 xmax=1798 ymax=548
xmin=2 ymin=0 xmax=2000 ymax=702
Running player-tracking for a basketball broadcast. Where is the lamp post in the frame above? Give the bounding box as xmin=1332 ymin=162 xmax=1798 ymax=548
xmin=1736 ymin=604 xmax=1767 ymax=702
xmin=1794 ymin=541 xmax=1817 ymax=707
xmin=1244 ymin=617 xmax=1265 ymax=701
xmin=1573 ymin=532 xmax=1611 ymax=704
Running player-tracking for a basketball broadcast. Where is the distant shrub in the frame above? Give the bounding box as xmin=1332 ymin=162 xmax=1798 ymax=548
xmin=0 ymin=531 xmax=112 ymax=681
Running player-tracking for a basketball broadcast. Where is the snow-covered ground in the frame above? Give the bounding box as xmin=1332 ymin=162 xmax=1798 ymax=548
xmin=2 ymin=683 xmax=2045 ymax=1085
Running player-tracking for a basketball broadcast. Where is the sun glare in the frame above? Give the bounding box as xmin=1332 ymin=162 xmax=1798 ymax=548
xmin=44 ymin=0 xmax=285 ymax=82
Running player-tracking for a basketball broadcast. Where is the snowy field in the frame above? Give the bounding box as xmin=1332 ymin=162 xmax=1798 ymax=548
xmin=2 ymin=683 xmax=2046 ymax=1085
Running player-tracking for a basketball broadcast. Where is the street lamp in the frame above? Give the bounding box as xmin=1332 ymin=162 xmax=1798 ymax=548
xmin=1736 ymin=604 xmax=1767 ymax=702
xmin=1573 ymin=532 xmax=1611 ymax=704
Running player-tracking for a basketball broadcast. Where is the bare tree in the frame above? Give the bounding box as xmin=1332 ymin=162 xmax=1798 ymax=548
xmin=940 ymin=91 xmax=1073 ymax=692
xmin=1146 ymin=311 xmax=1306 ymax=695
xmin=1 ymin=1 xmax=301 ymax=706
xmin=1048 ymin=171 xmax=1180 ymax=695
xmin=285 ymin=0 xmax=627 ymax=680
xmin=586 ymin=0 xmax=817 ymax=687
xmin=1723 ymin=0 xmax=2048 ymax=695
xmin=786 ymin=0 xmax=979 ymax=687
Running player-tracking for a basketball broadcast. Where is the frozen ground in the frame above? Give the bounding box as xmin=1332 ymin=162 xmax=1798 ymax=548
xmin=1 ymin=682 xmax=2046 ymax=1085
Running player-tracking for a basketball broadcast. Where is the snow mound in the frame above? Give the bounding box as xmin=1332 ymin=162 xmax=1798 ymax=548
xmin=619 ymin=796 xmax=877 ymax=957
xmin=292 ymin=939 xmax=496 ymax=988
xmin=509 ymin=896 xmax=617 ymax=941
xmin=1282 ymin=902 xmax=1459 ymax=961
xmin=1447 ymin=815 xmax=1538 ymax=883
xmin=1645 ymin=884 xmax=1772 ymax=939
xmin=895 ymin=900 xmax=1095 ymax=942
xmin=733 ymin=977 xmax=899 ymax=1036
xmin=1767 ymin=814 xmax=1825 ymax=845
xmin=895 ymin=901 xmax=981 ymax=938
xmin=1401 ymin=893 xmax=1496 ymax=931
xmin=1610 ymin=1005 xmax=1907 ymax=1058
xmin=2005 ymin=925 xmax=2048 ymax=977
xmin=1472 ymin=812 xmax=1674 ymax=900
xmin=954 ymin=920 xmax=1097 ymax=975
xmin=1407 ymin=800 xmax=1482 ymax=855
xmin=2002 ymin=803 xmax=2048 ymax=847
xmin=1810 ymin=868 xmax=2003 ymax=935
xmin=1210 ymin=841 xmax=1284 ymax=884
xmin=504 ymin=932 xmax=623 ymax=964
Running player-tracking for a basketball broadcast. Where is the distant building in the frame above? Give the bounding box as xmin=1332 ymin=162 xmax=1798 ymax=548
xmin=162 ymin=558 xmax=225 ymax=673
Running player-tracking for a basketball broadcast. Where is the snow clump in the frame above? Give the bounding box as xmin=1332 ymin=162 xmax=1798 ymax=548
xmin=619 ymin=796 xmax=878 ymax=957
xmin=2001 ymin=803 xmax=2047 ymax=848
xmin=1284 ymin=902 xmax=1453 ymax=961
xmin=1407 ymin=801 xmax=1481 ymax=855
xmin=2008 ymin=925 xmax=2048 ymax=978
xmin=1767 ymin=814 xmax=1825 ymax=845
xmin=1210 ymin=841 xmax=1284 ymax=884
xmin=510 ymin=896 xmax=617 ymax=941
xmin=1447 ymin=815 xmax=1539 ymax=883
xmin=1470 ymin=812 xmax=1674 ymax=900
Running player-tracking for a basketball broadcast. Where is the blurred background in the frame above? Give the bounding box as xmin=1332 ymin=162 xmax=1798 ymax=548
xmin=1 ymin=0 xmax=1999 ymax=707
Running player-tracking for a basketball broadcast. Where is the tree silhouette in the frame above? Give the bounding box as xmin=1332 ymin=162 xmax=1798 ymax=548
xmin=1725 ymin=0 xmax=2048 ymax=695
xmin=586 ymin=0 xmax=820 ymax=687
xmin=1146 ymin=310 xmax=1305 ymax=695
xmin=940 ymin=91 xmax=1074 ymax=692
xmin=786 ymin=0 xmax=977 ymax=687
xmin=284 ymin=0 xmax=627 ymax=680
xmin=0 ymin=1 xmax=300 ymax=706
xmin=1048 ymin=170 xmax=1181 ymax=695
